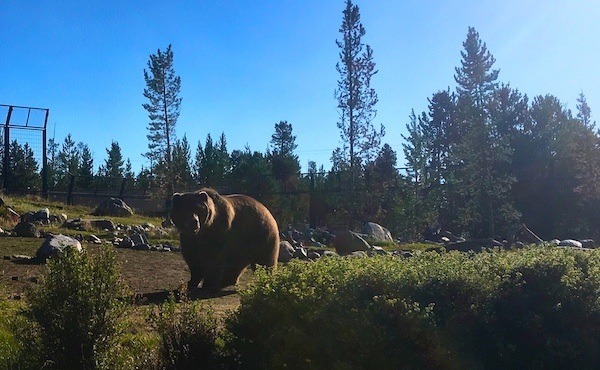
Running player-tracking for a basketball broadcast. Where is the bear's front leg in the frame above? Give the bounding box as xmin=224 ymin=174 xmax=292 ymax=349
xmin=187 ymin=265 xmax=203 ymax=291
xmin=201 ymin=266 xmax=224 ymax=291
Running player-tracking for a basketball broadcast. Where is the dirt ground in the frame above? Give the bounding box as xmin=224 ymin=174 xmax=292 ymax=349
xmin=0 ymin=238 xmax=247 ymax=315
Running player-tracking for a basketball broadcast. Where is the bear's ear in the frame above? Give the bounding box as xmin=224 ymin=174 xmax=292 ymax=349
xmin=196 ymin=191 xmax=209 ymax=203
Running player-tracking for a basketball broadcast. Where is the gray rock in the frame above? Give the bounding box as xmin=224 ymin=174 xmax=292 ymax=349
xmin=369 ymin=246 xmax=388 ymax=255
xmin=34 ymin=208 xmax=50 ymax=222
xmin=558 ymin=239 xmax=583 ymax=248
xmin=362 ymin=222 xmax=393 ymax=242
xmin=63 ymin=218 xmax=116 ymax=232
xmin=393 ymin=250 xmax=414 ymax=258
xmin=278 ymin=241 xmax=295 ymax=263
xmin=118 ymin=237 xmax=134 ymax=248
xmin=92 ymin=198 xmax=134 ymax=217
xmin=13 ymin=222 xmax=41 ymax=238
xmin=549 ymin=239 xmax=561 ymax=246
xmin=307 ymin=251 xmax=321 ymax=259
xmin=87 ymin=234 xmax=102 ymax=244
xmin=333 ymin=230 xmax=372 ymax=256
xmin=581 ymin=239 xmax=595 ymax=249
xmin=132 ymin=243 xmax=150 ymax=251
xmin=20 ymin=211 xmax=35 ymax=223
xmin=36 ymin=234 xmax=82 ymax=261
xmin=293 ymin=247 xmax=309 ymax=260
xmin=321 ymin=250 xmax=338 ymax=258
xmin=348 ymin=251 xmax=368 ymax=258
xmin=445 ymin=238 xmax=504 ymax=253
xmin=130 ymin=233 xmax=148 ymax=247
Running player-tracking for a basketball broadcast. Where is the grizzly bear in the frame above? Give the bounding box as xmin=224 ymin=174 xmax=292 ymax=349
xmin=170 ymin=188 xmax=280 ymax=291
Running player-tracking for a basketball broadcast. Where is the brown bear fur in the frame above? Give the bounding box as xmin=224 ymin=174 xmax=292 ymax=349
xmin=170 ymin=188 xmax=280 ymax=291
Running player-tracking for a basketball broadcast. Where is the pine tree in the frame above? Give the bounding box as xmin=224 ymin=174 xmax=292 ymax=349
xmin=454 ymin=27 xmax=499 ymax=109
xmin=124 ymin=159 xmax=135 ymax=180
xmin=576 ymin=92 xmax=594 ymax=129
xmin=101 ymin=141 xmax=125 ymax=179
xmin=56 ymin=134 xmax=80 ymax=189
xmin=193 ymin=133 xmax=230 ymax=189
xmin=142 ymin=44 xmax=182 ymax=194
xmin=269 ymin=121 xmax=300 ymax=188
xmin=402 ymin=110 xmax=428 ymax=185
xmin=334 ymin=0 xmax=384 ymax=173
xmin=8 ymin=141 xmax=40 ymax=191
xmin=450 ymin=27 xmax=518 ymax=237
xmin=77 ymin=143 xmax=95 ymax=190
xmin=172 ymin=135 xmax=194 ymax=191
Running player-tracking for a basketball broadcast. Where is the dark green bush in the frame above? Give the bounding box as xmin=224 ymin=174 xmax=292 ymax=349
xmin=226 ymin=248 xmax=600 ymax=369
xmin=27 ymin=246 xmax=129 ymax=369
xmin=150 ymin=293 xmax=224 ymax=369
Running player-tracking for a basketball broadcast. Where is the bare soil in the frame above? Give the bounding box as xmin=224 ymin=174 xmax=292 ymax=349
xmin=0 ymin=237 xmax=248 ymax=316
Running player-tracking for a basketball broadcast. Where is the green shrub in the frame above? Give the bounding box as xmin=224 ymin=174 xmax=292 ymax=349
xmin=0 ymin=293 xmax=21 ymax=368
xmin=150 ymin=293 xmax=224 ymax=369
xmin=225 ymin=248 xmax=600 ymax=369
xmin=27 ymin=246 xmax=129 ymax=369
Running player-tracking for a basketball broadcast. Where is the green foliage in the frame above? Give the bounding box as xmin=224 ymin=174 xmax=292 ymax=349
xmin=0 ymin=295 xmax=22 ymax=368
xmin=7 ymin=140 xmax=40 ymax=191
xmin=149 ymin=293 xmax=224 ymax=369
xmin=27 ymin=246 xmax=129 ymax=369
xmin=226 ymin=248 xmax=600 ymax=369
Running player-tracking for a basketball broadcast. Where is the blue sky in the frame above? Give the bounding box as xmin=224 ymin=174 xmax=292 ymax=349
xmin=2 ymin=1 xmax=599 ymax=173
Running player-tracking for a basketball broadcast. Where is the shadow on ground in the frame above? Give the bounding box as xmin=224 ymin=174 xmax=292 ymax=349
xmin=134 ymin=288 xmax=237 ymax=305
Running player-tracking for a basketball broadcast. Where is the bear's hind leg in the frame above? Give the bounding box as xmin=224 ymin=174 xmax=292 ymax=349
xmin=220 ymin=264 xmax=247 ymax=288
xmin=187 ymin=266 xmax=203 ymax=291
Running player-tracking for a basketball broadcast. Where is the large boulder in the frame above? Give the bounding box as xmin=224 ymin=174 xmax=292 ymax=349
xmin=13 ymin=221 xmax=41 ymax=238
xmin=278 ymin=241 xmax=295 ymax=263
xmin=36 ymin=234 xmax=82 ymax=261
xmin=333 ymin=230 xmax=371 ymax=256
xmin=92 ymin=198 xmax=133 ymax=217
xmin=362 ymin=222 xmax=393 ymax=242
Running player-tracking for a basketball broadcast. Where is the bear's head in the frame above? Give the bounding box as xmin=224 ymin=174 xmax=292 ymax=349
xmin=170 ymin=191 xmax=215 ymax=234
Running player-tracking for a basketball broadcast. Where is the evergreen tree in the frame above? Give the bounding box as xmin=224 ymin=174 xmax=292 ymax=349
xmin=454 ymin=27 xmax=499 ymax=109
xmin=172 ymin=135 xmax=194 ymax=191
xmin=576 ymin=92 xmax=594 ymax=129
xmin=228 ymin=147 xmax=278 ymax=206
xmin=56 ymin=134 xmax=80 ymax=189
xmin=269 ymin=121 xmax=300 ymax=189
xmin=194 ymin=133 xmax=230 ymax=189
xmin=124 ymin=159 xmax=135 ymax=180
xmin=142 ymin=44 xmax=182 ymax=194
xmin=450 ymin=27 xmax=518 ymax=237
xmin=270 ymin=121 xmax=298 ymax=157
xmin=77 ymin=143 xmax=95 ymax=190
xmin=334 ymin=0 xmax=384 ymax=173
xmin=8 ymin=141 xmax=40 ymax=191
xmin=402 ymin=110 xmax=428 ymax=185
xmin=101 ymin=141 xmax=125 ymax=179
